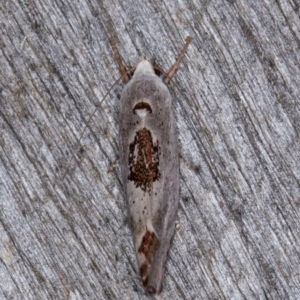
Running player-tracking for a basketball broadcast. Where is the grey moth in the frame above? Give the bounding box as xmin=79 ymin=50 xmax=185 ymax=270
xmin=114 ymin=37 xmax=192 ymax=294
xmin=64 ymin=36 xmax=192 ymax=295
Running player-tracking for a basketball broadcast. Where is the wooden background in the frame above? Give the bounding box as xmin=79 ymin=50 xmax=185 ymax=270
xmin=1 ymin=0 xmax=300 ymax=299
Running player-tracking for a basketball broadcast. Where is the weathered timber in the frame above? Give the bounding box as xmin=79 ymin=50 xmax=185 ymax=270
xmin=0 ymin=1 xmax=300 ymax=299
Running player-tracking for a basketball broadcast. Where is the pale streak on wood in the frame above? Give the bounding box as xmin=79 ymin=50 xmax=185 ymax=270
xmin=0 ymin=0 xmax=300 ymax=299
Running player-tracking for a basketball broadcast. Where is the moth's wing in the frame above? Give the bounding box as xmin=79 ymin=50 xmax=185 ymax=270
xmin=119 ymin=77 xmax=179 ymax=294
xmin=145 ymin=82 xmax=179 ymax=294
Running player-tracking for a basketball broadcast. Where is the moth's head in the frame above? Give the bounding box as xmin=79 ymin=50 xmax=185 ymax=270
xmin=137 ymin=55 xmax=152 ymax=65
xmin=133 ymin=56 xmax=155 ymax=77
xmin=132 ymin=56 xmax=164 ymax=80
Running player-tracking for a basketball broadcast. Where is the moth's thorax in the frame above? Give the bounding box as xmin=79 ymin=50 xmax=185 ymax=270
xmin=133 ymin=60 xmax=155 ymax=78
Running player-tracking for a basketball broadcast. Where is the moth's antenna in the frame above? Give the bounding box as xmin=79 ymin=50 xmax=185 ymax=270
xmin=110 ymin=38 xmax=131 ymax=83
xmin=164 ymin=36 xmax=192 ymax=84
xmin=61 ymin=67 xmax=135 ymax=180
xmin=152 ymin=35 xmax=192 ymax=104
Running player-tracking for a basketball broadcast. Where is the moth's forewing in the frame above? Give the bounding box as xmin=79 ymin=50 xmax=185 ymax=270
xmin=119 ymin=61 xmax=179 ymax=294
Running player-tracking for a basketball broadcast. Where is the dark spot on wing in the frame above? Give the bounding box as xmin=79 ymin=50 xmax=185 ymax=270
xmin=138 ymin=230 xmax=160 ymax=259
xmin=133 ymin=102 xmax=152 ymax=114
xmin=128 ymin=128 xmax=161 ymax=193
xmin=138 ymin=230 xmax=160 ymax=290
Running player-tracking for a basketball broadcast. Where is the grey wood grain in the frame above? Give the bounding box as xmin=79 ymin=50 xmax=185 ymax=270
xmin=1 ymin=0 xmax=300 ymax=299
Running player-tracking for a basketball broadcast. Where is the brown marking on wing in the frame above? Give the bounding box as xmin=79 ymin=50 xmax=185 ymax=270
xmin=140 ymin=262 xmax=149 ymax=287
xmin=133 ymin=102 xmax=152 ymax=114
xmin=138 ymin=230 xmax=160 ymax=288
xmin=138 ymin=231 xmax=160 ymax=258
xmin=128 ymin=128 xmax=161 ymax=193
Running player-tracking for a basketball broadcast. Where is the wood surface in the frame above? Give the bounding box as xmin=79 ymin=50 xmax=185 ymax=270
xmin=1 ymin=0 xmax=300 ymax=299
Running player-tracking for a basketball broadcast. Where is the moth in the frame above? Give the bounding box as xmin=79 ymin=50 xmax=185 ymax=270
xmin=63 ymin=37 xmax=192 ymax=294
xmin=111 ymin=37 xmax=192 ymax=294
